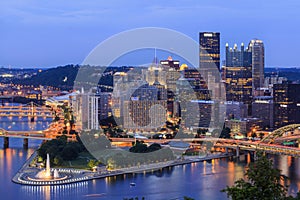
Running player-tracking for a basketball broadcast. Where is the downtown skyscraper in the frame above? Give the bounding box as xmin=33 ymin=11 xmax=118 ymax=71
xmin=199 ymin=32 xmax=225 ymax=129
xmin=199 ymin=32 xmax=222 ymax=95
xmin=223 ymin=43 xmax=253 ymax=105
xmin=273 ymin=83 xmax=300 ymax=128
xmin=248 ymin=39 xmax=265 ymax=92
xmin=199 ymin=32 xmax=220 ymax=72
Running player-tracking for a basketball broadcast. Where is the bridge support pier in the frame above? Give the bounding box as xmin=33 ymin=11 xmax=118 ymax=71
xmin=3 ymin=137 xmax=9 ymax=148
xmin=23 ymin=138 xmax=28 ymax=149
xmin=236 ymin=146 xmax=240 ymax=157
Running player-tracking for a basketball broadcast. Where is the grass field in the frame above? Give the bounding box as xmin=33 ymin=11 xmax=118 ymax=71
xmin=60 ymin=151 xmax=96 ymax=169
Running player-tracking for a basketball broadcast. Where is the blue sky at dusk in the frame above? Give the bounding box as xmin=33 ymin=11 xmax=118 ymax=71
xmin=1 ymin=0 xmax=300 ymax=68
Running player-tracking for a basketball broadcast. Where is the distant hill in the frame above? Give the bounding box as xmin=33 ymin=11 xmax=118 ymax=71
xmin=10 ymin=65 xmax=131 ymax=91
xmin=8 ymin=66 xmax=300 ymax=91
xmin=13 ymin=65 xmax=79 ymax=90
xmin=0 ymin=67 xmax=39 ymax=82
xmin=265 ymin=67 xmax=300 ymax=83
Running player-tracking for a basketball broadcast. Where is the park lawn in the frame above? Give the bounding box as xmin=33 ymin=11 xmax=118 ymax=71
xmin=59 ymin=151 xmax=96 ymax=169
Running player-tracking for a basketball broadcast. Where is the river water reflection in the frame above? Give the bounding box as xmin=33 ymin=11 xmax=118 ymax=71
xmin=1 ymin=139 xmax=300 ymax=200
xmin=0 ymin=112 xmax=299 ymax=200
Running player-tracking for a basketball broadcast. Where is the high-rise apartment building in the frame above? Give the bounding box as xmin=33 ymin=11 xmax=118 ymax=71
xmin=72 ymin=91 xmax=100 ymax=130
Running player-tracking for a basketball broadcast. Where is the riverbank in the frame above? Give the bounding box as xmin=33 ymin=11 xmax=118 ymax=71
xmin=12 ymin=151 xmax=235 ymax=186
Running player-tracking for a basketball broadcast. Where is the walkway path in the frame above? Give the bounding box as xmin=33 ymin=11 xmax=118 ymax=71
xmin=12 ymin=152 xmax=234 ymax=186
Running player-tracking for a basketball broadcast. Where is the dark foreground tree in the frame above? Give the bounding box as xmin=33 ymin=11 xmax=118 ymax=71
xmin=222 ymin=151 xmax=300 ymax=200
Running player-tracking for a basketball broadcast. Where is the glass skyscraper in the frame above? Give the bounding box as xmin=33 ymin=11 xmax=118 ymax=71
xmin=248 ymin=39 xmax=265 ymax=91
xmin=223 ymin=43 xmax=253 ymax=104
xmin=199 ymin=32 xmax=220 ymax=72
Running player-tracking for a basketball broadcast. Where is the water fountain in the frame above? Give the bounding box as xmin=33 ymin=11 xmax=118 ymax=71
xmin=27 ymin=154 xmax=68 ymax=182
xmin=34 ymin=154 xmax=53 ymax=179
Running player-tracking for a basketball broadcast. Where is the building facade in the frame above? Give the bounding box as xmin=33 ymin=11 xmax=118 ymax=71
xmin=273 ymin=83 xmax=300 ymax=128
xmin=199 ymin=32 xmax=220 ymax=71
xmin=123 ymin=84 xmax=167 ymax=131
xmin=248 ymin=39 xmax=265 ymax=91
xmin=96 ymin=91 xmax=112 ymax=121
xmin=223 ymin=43 xmax=253 ymax=105
xmin=252 ymin=96 xmax=274 ymax=130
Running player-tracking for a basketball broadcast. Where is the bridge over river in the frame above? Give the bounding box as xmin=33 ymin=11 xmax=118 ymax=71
xmin=0 ymin=103 xmax=77 ymax=148
xmin=0 ymin=103 xmax=53 ymax=118
xmin=110 ymin=124 xmax=300 ymax=157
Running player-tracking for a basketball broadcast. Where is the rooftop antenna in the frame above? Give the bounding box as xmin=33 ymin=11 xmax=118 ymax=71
xmin=154 ymin=48 xmax=158 ymax=64
xmin=170 ymin=47 xmax=174 ymax=58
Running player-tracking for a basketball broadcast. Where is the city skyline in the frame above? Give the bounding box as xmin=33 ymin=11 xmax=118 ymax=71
xmin=2 ymin=1 xmax=300 ymax=199
xmin=1 ymin=0 xmax=300 ymax=68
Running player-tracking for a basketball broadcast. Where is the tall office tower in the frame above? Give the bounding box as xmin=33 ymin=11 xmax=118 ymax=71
xmin=248 ymin=39 xmax=265 ymax=92
xmin=183 ymin=68 xmax=210 ymax=100
xmin=222 ymin=43 xmax=253 ymax=106
xmin=199 ymin=32 xmax=221 ymax=85
xmin=153 ymin=57 xmax=181 ymax=117
xmin=273 ymin=83 xmax=300 ymax=128
xmin=199 ymin=32 xmax=220 ymax=71
xmin=176 ymin=69 xmax=212 ymax=129
xmin=199 ymin=32 xmax=225 ymax=129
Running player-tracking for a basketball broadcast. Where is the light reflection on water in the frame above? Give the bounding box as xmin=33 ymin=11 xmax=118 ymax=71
xmin=20 ymin=182 xmax=89 ymax=200
xmin=0 ymin=116 xmax=52 ymax=131
xmin=1 ymin=139 xmax=300 ymax=199
xmin=1 ymin=147 xmax=300 ymax=199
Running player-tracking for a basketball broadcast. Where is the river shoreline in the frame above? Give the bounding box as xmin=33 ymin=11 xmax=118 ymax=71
xmin=12 ymin=151 xmax=235 ymax=186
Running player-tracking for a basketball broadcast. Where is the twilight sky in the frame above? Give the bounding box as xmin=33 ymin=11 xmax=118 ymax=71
xmin=1 ymin=0 xmax=300 ymax=68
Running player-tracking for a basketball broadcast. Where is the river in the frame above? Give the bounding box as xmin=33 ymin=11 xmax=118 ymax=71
xmin=0 ymin=115 xmax=300 ymax=199
xmin=1 ymin=138 xmax=300 ymax=200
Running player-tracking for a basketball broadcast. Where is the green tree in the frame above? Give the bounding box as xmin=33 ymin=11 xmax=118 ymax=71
xmin=61 ymin=144 xmax=79 ymax=161
xmin=221 ymin=151 xmax=296 ymax=200
xmin=184 ymin=197 xmax=195 ymax=200
xmin=87 ymin=159 xmax=100 ymax=169
xmin=37 ymin=156 xmax=43 ymax=163
xmin=129 ymin=141 xmax=148 ymax=153
xmin=147 ymin=143 xmax=161 ymax=152
xmin=53 ymin=155 xmax=63 ymax=166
